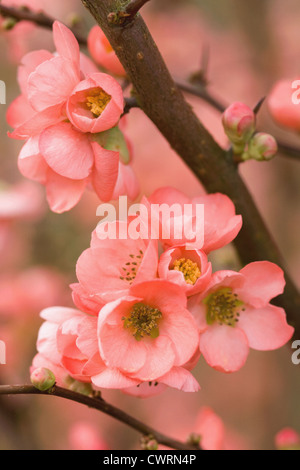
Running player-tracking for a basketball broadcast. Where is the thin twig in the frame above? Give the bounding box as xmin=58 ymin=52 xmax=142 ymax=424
xmin=123 ymin=0 xmax=151 ymax=18
xmin=0 ymin=384 xmax=200 ymax=451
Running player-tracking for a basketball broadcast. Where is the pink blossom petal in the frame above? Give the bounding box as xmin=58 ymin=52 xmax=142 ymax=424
xmin=53 ymin=21 xmax=80 ymax=67
xmin=45 ymin=169 xmax=87 ymax=213
xmin=9 ymin=104 xmax=64 ymax=140
xmin=6 ymin=95 xmax=35 ymax=129
xmin=112 ymin=162 xmax=140 ymax=201
xmin=195 ymin=407 xmax=225 ymax=450
xmin=129 ymin=335 xmax=176 ymax=382
xmin=159 ymin=367 xmax=200 ymax=392
xmin=91 ymin=142 xmax=119 ymax=201
xmin=236 ymin=261 xmax=286 ymax=307
xmin=92 ymin=368 xmax=140 ymax=389
xmin=40 ymin=122 xmax=93 ymax=179
xmin=98 ymin=321 xmax=147 ymax=374
xmin=18 ymin=49 xmax=54 ymax=95
xmin=18 ymin=137 xmax=48 ymax=184
xmin=200 ymin=325 xmax=249 ymax=373
xmin=238 ymin=305 xmax=294 ymax=351
xmin=27 ymin=55 xmax=79 ymax=112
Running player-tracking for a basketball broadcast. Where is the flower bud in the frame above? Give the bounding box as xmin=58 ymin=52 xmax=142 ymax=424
xmin=275 ymin=428 xmax=300 ymax=450
xmin=222 ymin=102 xmax=256 ymax=153
xmin=2 ymin=18 xmax=17 ymax=31
xmin=246 ymin=132 xmax=278 ymax=161
xmin=140 ymin=435 xmax=159 ymax=450
xmin=187 ymin=432 xmax=201 ymax=447
xmin=30 ymin=367 xmax=56 ymax=391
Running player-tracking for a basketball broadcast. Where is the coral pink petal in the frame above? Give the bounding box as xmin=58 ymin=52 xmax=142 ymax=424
xmin=27 ymin=56 xmax=79 ymax=112
xmin=129 ymin=336 xmax=176 ymax=382
xmin=160 ymin=310 xmax=199 ymax=366
xmin=98 ymin=322 xmax=147 ymax=374
xmin=18 ymin=137 xmax=48 ymax=184
xmin=238 ymin=305 xmax=294 ymax=351
xmin=9 ymin=104 xmax=64 ymax=140
xmin=92 ymin=368 xmax=140 ymax=389
xmin=6 ymin=95 xmax=35 ymax=129
xmin=91 ymin=142 xmax=119 ymax=202
xmin=45 ymin=169 xmax=87 ymax=213
xmin=18 ymin=49 xmax=53 ymax=95
xmin=40 ymin=122 xmax=93 ymax=179
xmin=237 ymin=261 xmax=286 ymax=307
xmin=159 ymin=367 xmax=200 ymax=392
xmin=80 ymin=52 xmax=99 ymax=77
xmin=200 ymin=325 xmax=249 ymax=373
xmin=53 ymin=21 xmax=80 ymax=67
xmin=195 ymin=407 xmax=225 ymax=450
xmin=112 ymin=162 xmax=140 ymax=201
xmin=268 ymin=79 xmax=300 ymax=130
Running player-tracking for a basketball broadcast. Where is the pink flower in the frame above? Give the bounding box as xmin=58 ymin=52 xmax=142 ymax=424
xmin=158 ymin=245 xmax=212 ymax=295
xmin=275 ymin=428 xmax=300 ymax=450
xmin=0 ymin=181 xmax=44 ymax=221
xmin=188 ymin=261 xmax=294 ymax=372
xmin=88 ymin=25 xmax=125 ymax=77
xmin=194 ymin=407 xmax=226 ymax=450
xmin=69 ymin=422 xmax=109 ymax=450
xmin=74 ymin=222 xmax=159 ymax=307
xmin=146 ymin=187 xmax=242 ymax=253
xmin=32 ymin=301 xmax=200 ymax=393
xmin=7 ymin=21 xmax=135 ymax=212
xmin=268 ymin=79 xmax=300 ymax=131
xmin=97 ymin=280 xmax=200 ymax=384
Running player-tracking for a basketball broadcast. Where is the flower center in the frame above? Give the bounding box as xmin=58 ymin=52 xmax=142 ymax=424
xmin=123 ymin=303 xmax=162 ymax=341
xmin=119 ymin=250 xmax=144 ymax=285
xmin=86 ymin=89 xmax=111 ymax=117
xmin=204 ymin=287 xmax=244 ymax=327
xmin=172 ymin=258 xmax=201 ymax=285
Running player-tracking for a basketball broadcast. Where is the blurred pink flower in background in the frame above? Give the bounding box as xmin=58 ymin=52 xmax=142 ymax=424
xmin=275 ymin=427 xmax=300 ymax=450
xmin=88 ymin=25 xmax=126 ymax=77
xmin=268 ymin=78 xmax=300 ymax=131
xmin=69 ymin=421 xmax=109 ymax=450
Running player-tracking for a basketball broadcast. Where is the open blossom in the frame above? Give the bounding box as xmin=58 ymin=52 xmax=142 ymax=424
xmin=32 ymin=293 xmax=200 ymax=393
xmin=73 ymin=221 xmax=158 ymax=309
xmin=146 ymin=187 xmax=242 ymax=253
xmin=268 ymin=79 xmax=300 ymax=131
xmin=69 ymin=422 xmax=109 ymax=450
xmin=188 ymin=261 xmax=294 ymax=373
xmin=88 ymin=25 xmax=125 ymax=77
xmin=7 ymin=21 xmax=137 ymax=212
xmin=158 ymin=245 xmax=212 ymax=295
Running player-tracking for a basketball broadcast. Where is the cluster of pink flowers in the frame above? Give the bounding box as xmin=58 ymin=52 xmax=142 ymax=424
xmin=32 ymin=187 xmax=294 ymax=396
xmin=7 ymin=21 xmax=138 ymax=213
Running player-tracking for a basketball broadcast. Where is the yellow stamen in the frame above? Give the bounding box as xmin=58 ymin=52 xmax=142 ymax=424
xmin=204 ymin=288 xmax=244 ymax=327
xmin=123 ymin=303 xmax=162 ymax=341
xmin=172 ymin=258 xmax=201 ymax=285
xmin=86 ymin=89 xmax=111 ymax=117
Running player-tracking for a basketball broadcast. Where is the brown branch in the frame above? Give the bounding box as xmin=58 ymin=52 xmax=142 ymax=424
xmin=1 ymin=3 xmax=299 ymax=332
xmin=81 ymin=0 xmax=300 ymax=335
xmin=122 ymin=0 xmax=151 ymax=18
xmin=0 ymin=384 xmax=199 ymax=451
xmin=0 ymin=4 xmax=87 ymax=45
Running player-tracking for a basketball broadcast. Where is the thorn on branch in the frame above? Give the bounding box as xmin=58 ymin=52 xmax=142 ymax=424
xmin=253 ymin=96 xmax=266 ymax=115
xmin=107 ymin=0 xmax=151 ymax=26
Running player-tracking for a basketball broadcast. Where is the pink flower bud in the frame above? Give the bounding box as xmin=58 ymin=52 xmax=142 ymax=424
xmin=247 ymin=132 xmax=278 ymax=161
xmin=88 ymin=25 xmax=125 ymax=77
xmin=30 ymin=367 xmax=56 ymax=391
xmin=222 ymin=102 xmax=256 ymax=153
xmin=141 ymin=435 xmax=159 ymax=450
xmin=275 ymin=428 xmax=300 ymax=450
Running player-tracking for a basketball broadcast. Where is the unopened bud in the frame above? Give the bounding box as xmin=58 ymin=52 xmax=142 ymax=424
xmin=246 ymin=132 xmax=278 ymax=161
xmin=222 ymin=102 xmax=256 ymax=154
xmin=2 ymin=18 xmax=17 ymax=31
xmin=30 ymin=367 xmax=56 ymax=391
xmin=140 ymin=435 xmax=158 ymax=450
xmin=68 ymin=379 xmax=93 ymax=396
xmin=187 ymin=432 xmax=201 ymax=447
